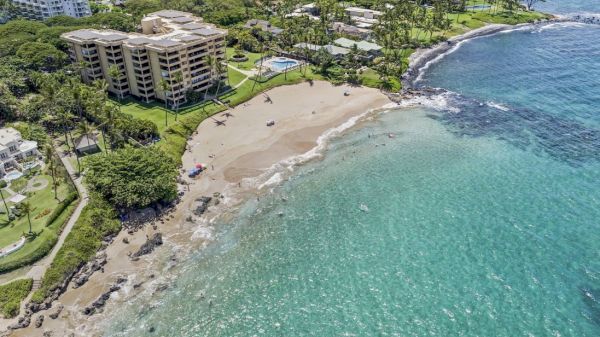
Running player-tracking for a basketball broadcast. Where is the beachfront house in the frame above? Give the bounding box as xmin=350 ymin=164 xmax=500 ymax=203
xmin=331 ymin=22 xmax=372 ymax=39
xmin=334 ymin=38 xmax=382 ymax=59
xmin=344 ymin=6 xmax=383 ymax=28
xmin=244 ymin=19 xmax=284 ymax=35
xmin=0 ymin=128 xmax=39 ymax=179
xmin=293 ymin=42 xmax=350 ymax=60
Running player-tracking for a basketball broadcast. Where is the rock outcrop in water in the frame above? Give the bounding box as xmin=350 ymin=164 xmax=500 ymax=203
xmin=131 ymin=233 xmax=163 ymax=258
xmin=82 ymin=277 xmax=127 ymax=316
xmin=193 ymin=196 xmax=212 ymax=216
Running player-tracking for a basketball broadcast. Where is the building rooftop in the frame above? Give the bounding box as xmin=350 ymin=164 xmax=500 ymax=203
xmin=345 ymin=6 xmax=383 ymax=16
xmin=0 ymin=128 xmax=21 ymax=147
xmin=244 ymin=19 xmax=283 ymax=35
xmin=61 ymin=11 xmax=226 ymax=50
xmin=294 ymin=43 xmax=350 ymax=56
xmin=334 ymin=38 xmax=382 ymax=52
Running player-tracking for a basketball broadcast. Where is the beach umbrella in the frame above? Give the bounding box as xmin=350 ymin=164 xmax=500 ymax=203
xmin=195 ymin=163 xmax=203 ymax=169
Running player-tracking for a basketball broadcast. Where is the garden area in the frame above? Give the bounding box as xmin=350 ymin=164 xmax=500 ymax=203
xmin=0 ymin=166 xmax=78 ymax=274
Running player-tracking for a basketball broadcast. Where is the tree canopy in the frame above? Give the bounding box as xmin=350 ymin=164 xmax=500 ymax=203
xmin=84 ymin=147 xmax=178 ymax=210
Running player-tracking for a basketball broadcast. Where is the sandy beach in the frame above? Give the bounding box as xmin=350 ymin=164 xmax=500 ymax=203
xmin=5 ymin=81 xmax=390 ymax=337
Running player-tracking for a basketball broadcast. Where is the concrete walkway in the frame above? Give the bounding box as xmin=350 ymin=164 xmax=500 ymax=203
xmin=26 ymin=146 xmax=88 ymax=282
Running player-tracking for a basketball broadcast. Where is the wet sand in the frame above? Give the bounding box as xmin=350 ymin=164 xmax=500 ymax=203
xmin=6 ymin=81 xmax=390 ymax=337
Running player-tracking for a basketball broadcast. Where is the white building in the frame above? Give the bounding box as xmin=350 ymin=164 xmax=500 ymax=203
xmin=9 ymin=0 xmax=91 ymax=20
xmin=0 ymin=128 xmax=39 ymax=178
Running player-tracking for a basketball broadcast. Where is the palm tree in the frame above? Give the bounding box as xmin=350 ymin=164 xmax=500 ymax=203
xmin=108 ymin=64 xmax=123 ymax=101
xmin=21 ymin=201 xmax=33 ymax=235
xmin=0 ymin=180 xmax=9 ymax=221
xmin=44 ymin=145 xmax=58 ymax=200
xmin=56 ymin=110 xmax=75 ymax=151
xmin=98 ymin=104 xmax=116 ymax=152
xmin=68 ymin=78 xmax=85 ymax=118
xmin=202 ymin=55 xmax=215 ymax=102
xmin=214 ymin=61 xmax=225 ymax=98
xmin=172 ymin=71 xmax=184 ymax=120
xmin=77 ymin=120 xmax=99 ymax=154
xmin=158 ymin=78 xmax=171 ymax=126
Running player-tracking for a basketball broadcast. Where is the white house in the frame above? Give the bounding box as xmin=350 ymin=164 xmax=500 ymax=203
xmin=0 ymin=128 xmax=39 ymax=178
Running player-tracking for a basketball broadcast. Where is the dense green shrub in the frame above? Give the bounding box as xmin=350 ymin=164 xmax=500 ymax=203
xmin=0 ymin=279 xmax=33 ymax=318
xmin=31 ymin=196 xmax=120 ymax=303
xmin=45 ymin=191 xmax=79 ymax=227
xmin=84 ymin=147 xmax=178 ymax=209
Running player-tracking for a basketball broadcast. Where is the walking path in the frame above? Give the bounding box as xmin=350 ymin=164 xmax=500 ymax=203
xmin=26 ymin=147 xmax=88 ymax=283
xmin=228 ymin=64 xmax=256 ymax=89
xmin=0 ymin=146 xmax=88 ymax=331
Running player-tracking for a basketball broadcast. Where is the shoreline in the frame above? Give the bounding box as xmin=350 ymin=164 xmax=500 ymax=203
xmin=4 ymin=81 xmax=391 ymax=337
xmin=1 ymin=15 xmax=565 ymax=337
xmin=402 ymin=19 xmax=557 ymax=88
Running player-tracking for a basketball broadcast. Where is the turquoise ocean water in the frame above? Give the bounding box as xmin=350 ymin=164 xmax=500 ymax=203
xmin=102 ymin=2 xmax=600 ymax=336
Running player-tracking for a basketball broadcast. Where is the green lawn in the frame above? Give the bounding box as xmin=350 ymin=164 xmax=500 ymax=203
xmin=226 ymin=48 xmax=263 ymax=71
xmin=0 ymin=171 xmax=78 ymax=273
xmin=114 ymin=65 xmax=324 ymax=165
xmin=228 ymin=67 xmax=248 ymax=87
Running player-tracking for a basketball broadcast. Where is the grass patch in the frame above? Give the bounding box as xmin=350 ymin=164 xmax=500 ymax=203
xmin=31 ymin=196 xmax=120 ymax=303
xmin=228 ymin=67 xmax=247 ymax=87
xmin=0 ymin=278 xmax=32 ymax=318
xmin=226 ymin=48 xmax=262 ymax=70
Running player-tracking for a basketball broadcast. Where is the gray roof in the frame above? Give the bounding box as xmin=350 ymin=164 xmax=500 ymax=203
xmin=171 ymin=17 xmax=194 ymax=23
xmin=178 ymin=35 xmax=202 ymax=42
xmin=152 ymin=10 xmax=188 ymax=18
xmin=99 ymin=33 xmax=129 ymax=42
xmin=190 ymin=28 xmax=220 ymax=36
xmin=149 ymin=39 xmax=181 ymax=47
xmin=75 ymin=136 xmax=98 ymax=149
xmin=293 ymin=43 xmax=350 ymax=56
xmin=69 ymin=30 xmax=102 ymax=40
xmin=324 ymin=44 xmax=350 ymax=55
xmin=181 ymin=22 xmax=206 ymax=30
xmin=127 ymin=37 xmax=153 ymax=45
xmin=334 ymin=38 xmax=381 ymax=52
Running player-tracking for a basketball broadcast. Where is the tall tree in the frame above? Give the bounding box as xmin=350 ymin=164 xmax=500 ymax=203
xmin=44 ymin=144 xmax=58 ymax=200
xmin=108 ymin=64 xmax=124 ymax=100
xmin=21 ymin=201 xmax=33 ymax=234
xmin=158 ymin=78 xmax=171 ymax=125
xmin=172 ymin=71 xmax=184 ymax=119
xmin=0 ymin=180 xmax=9 ymax=221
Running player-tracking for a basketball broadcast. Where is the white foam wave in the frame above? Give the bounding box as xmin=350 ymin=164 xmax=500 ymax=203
xmin=396 ymin=92 xmax=460 ymax=113
xmin=239 ymin=105 xmax=390 ymax=192
xmin=486 ymin=101 xmax=510 ymax=112
xmin=534 ymin=21 xmax=589 ymax=32
xmin=258 ymin=172 xmax=283 ymax=189
xmin=414 ymin=39 xmax=468 ymax=83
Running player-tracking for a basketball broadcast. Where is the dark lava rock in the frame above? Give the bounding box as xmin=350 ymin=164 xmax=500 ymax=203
xmin=49 ymin=304 xmax=64 ymax=319
xmin=193 ymin=196 xmax=212 ymax=216
xmin=34 ymin=315 xmax=44 ymax=328
xmin=131 ymin=233 xmax=163 ymax=258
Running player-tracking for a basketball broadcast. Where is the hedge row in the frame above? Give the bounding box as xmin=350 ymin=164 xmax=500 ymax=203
xmin=31 ymin=195 xmax=120 ymax=303
xmin=0 ymin=278 xmax=33 ymax=318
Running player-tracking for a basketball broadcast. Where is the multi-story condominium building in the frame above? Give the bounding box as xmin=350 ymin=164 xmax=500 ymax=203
xmin=9 ymin=0 xmax=91 ymax=20
xmin=61 ymin=10 xmax=228 ymax=108
xmin=0 ymin=128 xmax=39 ymax=179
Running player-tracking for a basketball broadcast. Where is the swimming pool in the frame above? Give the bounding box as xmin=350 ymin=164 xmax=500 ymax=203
xmin=3 ymin=171 xmax=22 ymax=182
xmin=267 ymin=57 xmax=300 ymax=72
xmin=465 ymin=5 xmax=491 ymax=10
